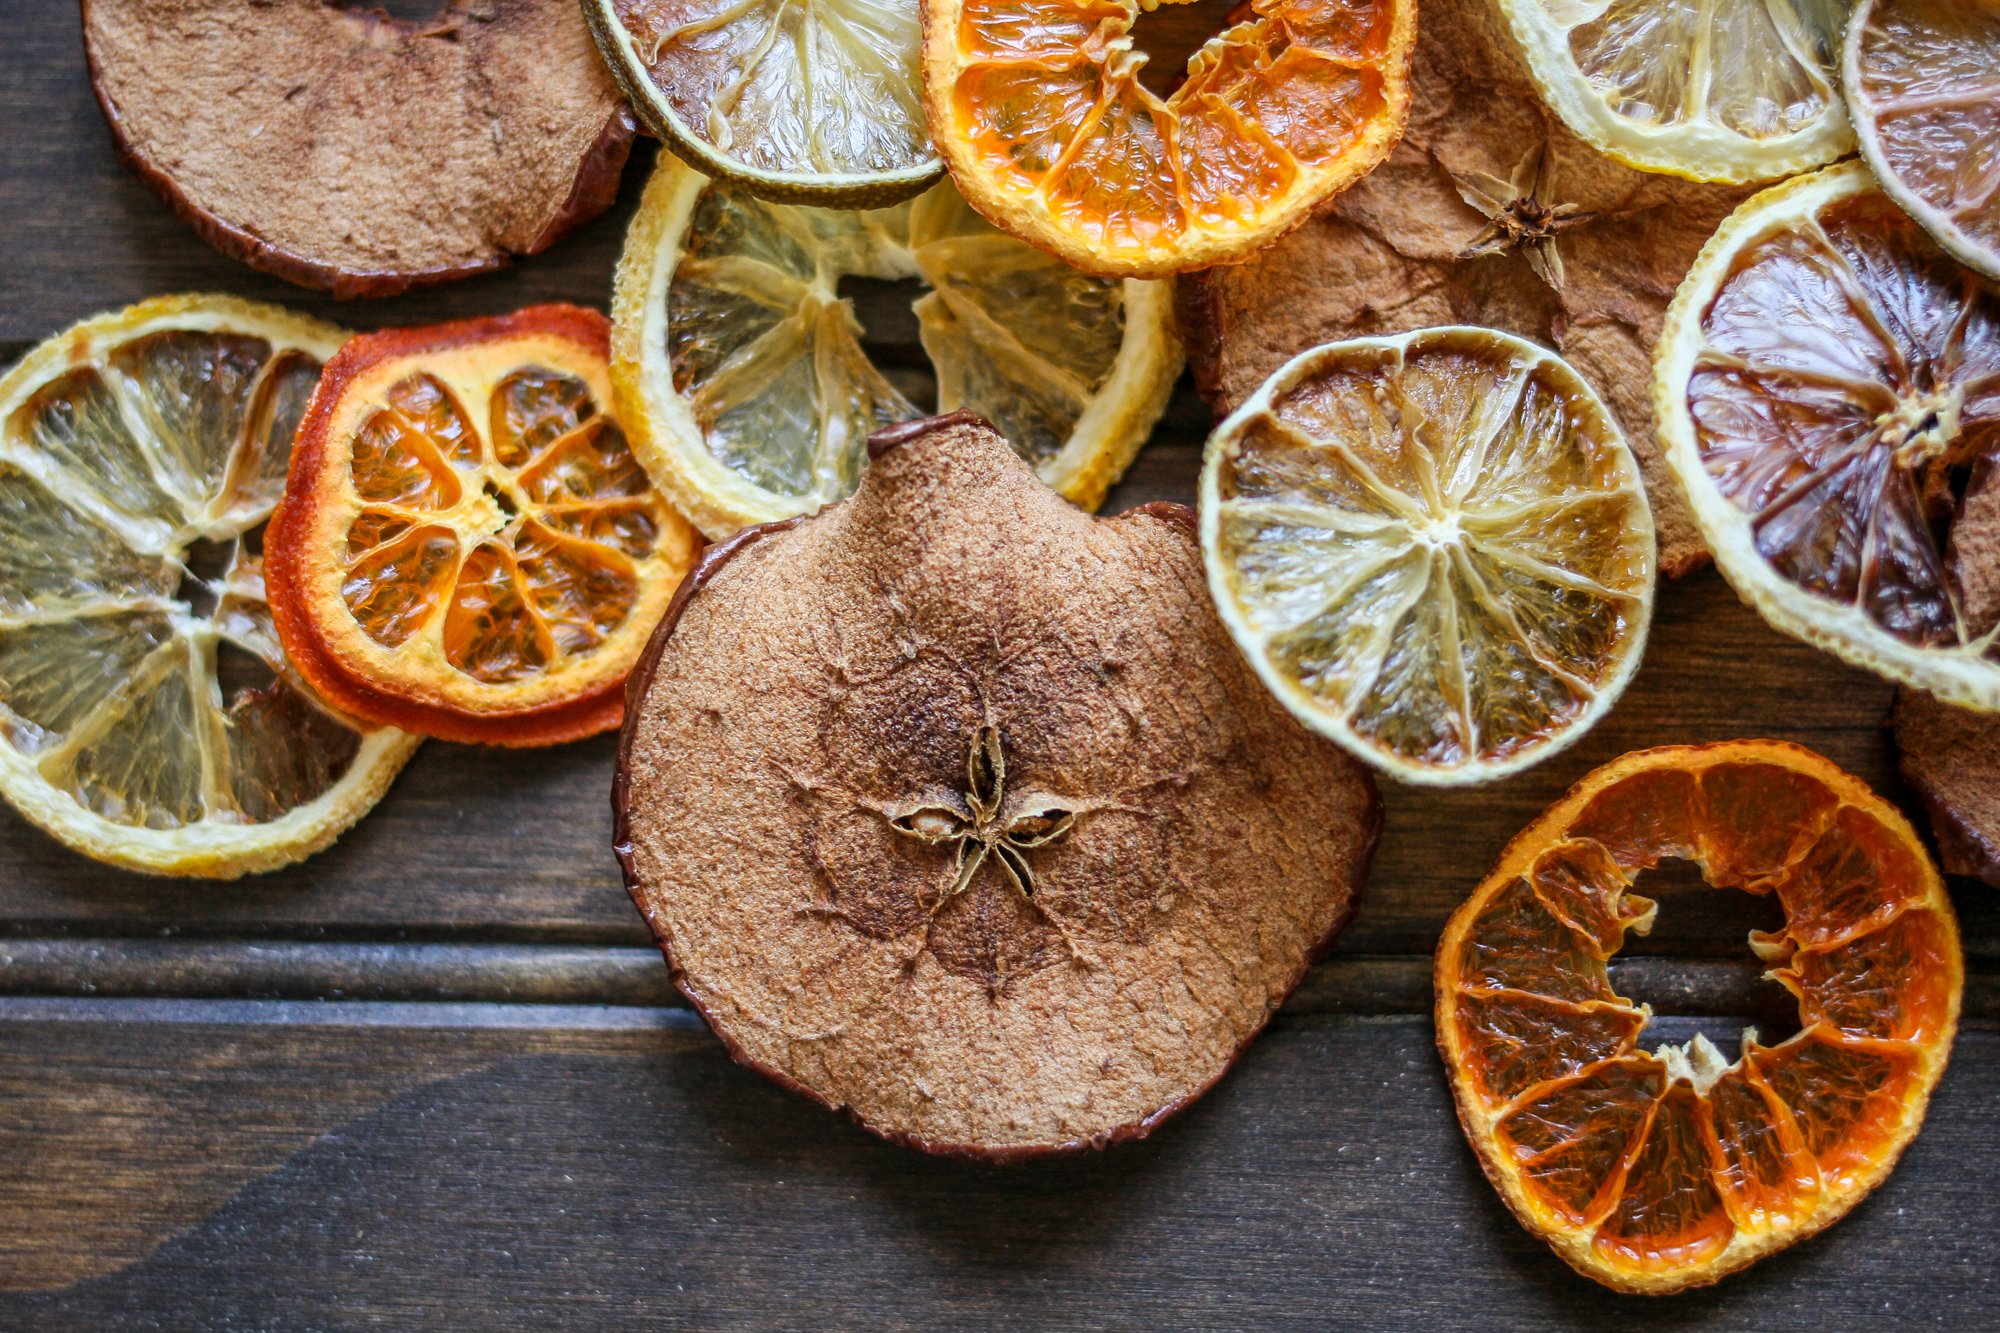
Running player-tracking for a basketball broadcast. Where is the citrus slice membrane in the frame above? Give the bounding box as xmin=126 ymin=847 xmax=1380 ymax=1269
xmin=1845 ymin=0 xmax=2000 ymax=283
xmin=267 ymin=306 xmax=699 ymax=747
xmin=923 ymin=0 xmax=1416 ymax=276
xmin=0 ymin=296 xmax=421 ymax=876
xmin=1495 ymin=0 xmax=1853 ymax=185
xmin=1654 ymin=161 xmax=2000 ymax=710
xmin=1200 ymin=328 xmax=1655 ymax=785
xmin=612 ymin=157 xmax=1181 ymax=539
xmin=584 ymin=0 xmax=943 ymax=207
xmin=1436 ymin=741 xmax=1962 ymax=1294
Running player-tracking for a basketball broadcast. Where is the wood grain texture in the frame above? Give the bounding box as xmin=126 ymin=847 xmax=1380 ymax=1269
xmin=0 ymin=1009 xmax=1989 ymax=1327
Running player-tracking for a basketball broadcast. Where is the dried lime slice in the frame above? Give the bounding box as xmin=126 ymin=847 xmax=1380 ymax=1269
xmin=611 ymin=156 xmax=1182 ymax=538
xmin=0 ymin=295 xmax=421 ymax=876
xmin=1201 ymin=327 xmax=1655 ymax=785
xmin=584 ymin=0 xmax=941 ymax=207
xmin=1496 ymin=0 xmax=1853 ymax=184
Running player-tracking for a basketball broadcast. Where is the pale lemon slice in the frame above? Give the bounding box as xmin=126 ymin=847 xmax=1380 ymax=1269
xmin=1845 ymin=0 xmax=2000 ymax=283
xmin=1496 ymin=0 xmax=1854 ymax=184
xmin=1201 ymin=327 xmax=1655 ymax=785
xmin=1654 ymin=161 xmax=2000 ymax=711
xmin=611 ymin=156 xmax=1182 ymax=538
xmin=0 ymin=296 xmax=422 ymax=877
xmin=584 ymin=0 xmax=942 ymax=207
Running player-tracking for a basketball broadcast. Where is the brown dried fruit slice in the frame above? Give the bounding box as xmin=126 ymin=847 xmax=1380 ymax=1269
xmin=266 ymin=307 xmax=700 ymax=747
xmin=83 ymin=0 xmax=635 ymax=297
xmin=921 ymin=0 xmax=1416 ymax=277
xmin=1175 ymin=0 xmax=1758 ymax=577
xmin=1436 ymin=740 xmax=1962 ymax=1294
xmin=1655 ymin=161 xmax=2000 ymax=710
xmin=1846 ymin=0 xmax=2000 ymax=284
xmin=615 ymin=412 xmax=1380 ymax=1156
xmin=0 ymin=296 xmax=422 ymax=876
xmin=1890 ymin=686 xmax=2000 ymax=886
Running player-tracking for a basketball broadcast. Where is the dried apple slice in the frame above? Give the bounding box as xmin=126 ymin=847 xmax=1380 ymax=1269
xmin=83 ymin=0 xmax=635 ymax=297
xmin=615 ymin=412 xmax=1380 ymax=1156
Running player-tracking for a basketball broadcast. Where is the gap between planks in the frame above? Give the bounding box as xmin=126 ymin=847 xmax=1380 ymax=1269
xmin=0 ymin=940 xmax=1986 ymax=1024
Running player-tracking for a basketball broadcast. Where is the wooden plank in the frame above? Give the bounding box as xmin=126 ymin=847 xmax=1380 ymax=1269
xmin=0 ymin=1006 xmax=1989 ymax=1327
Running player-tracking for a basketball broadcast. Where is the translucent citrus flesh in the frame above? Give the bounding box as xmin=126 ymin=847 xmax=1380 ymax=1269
xmin=663 ymin=177 xmax=1141 ymax=522
xmin=1685 ymin=192 xmax=2000 ymax=654
xmin=1205 ymin=330 xmax=1653 ymax=783
xmin=611 ymin=0 xmax=934 ymax=180
xmin=338 ymin=365 xmax=668 ymax=689
xmin=0 ymin=304 xmax=417 ymax=873
xmin=1440 ymin=744 xmax=1960 ymax=1292
xmin=939 ymin=0 xmax=1407 ymax=272
xmin=1848 ymin=0 xmax=2000 ymax=279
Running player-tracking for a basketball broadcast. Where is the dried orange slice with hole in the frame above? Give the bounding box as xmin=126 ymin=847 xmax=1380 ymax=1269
xmin=922 ymin=0 xmax=1415 ymax=277
xmin=1654 ymin=161 xmax=2000 ymax=711
xmin=1845 ymin=0 xmax=2000 ymax=284
xmin=1436 ymin=740 xmax=1962 ymax=1294
xmin=1200 ymin=327 xmax=1655 ymax=786
xmin=0 ymin=295 xmax=421 ymax=877
xmin=266 ymin=306 xmax=700 ymax=747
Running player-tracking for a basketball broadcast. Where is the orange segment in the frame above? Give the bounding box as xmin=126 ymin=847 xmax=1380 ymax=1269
xmin=1436 ymin=741 xmax=1962 ymax=1294
xmin=266 ymin=306 xmax=700 ymax=747
xmin=924 ymin=0 xmax=1414 ymax=276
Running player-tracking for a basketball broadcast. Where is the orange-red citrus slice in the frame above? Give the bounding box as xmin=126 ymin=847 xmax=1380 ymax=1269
xmin=267 ymin=306 xmax=700 ymax=746
xmin=1437 ymin=740 xmax=1962 ymax=1294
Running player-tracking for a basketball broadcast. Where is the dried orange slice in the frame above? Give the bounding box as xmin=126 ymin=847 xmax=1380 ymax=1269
xmin=1200 ymin=328 xmax=1655 ymax=786
xmin=1437 ymin=741 xmax=1962 ymax=1294
xmin=266 ymin=306 xmax=700 ymax=747
xmin=1845 ymin=0 xmax=2000 ymax=283
xmin=922 ymin=0 xmax=1415 ymax=277
xmin=1654 ymin=161 xmax=2000 ymax=711
xmin=0 ymin=295 xmax=421 ymax=877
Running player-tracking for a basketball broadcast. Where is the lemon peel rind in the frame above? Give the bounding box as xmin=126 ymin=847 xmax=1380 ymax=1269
xmin=1843 ymin=0 xmax=2000 ymax=285
xmin=583 ymin=0 xmax=944 ymax=211
xmin=1494 ymin=0 xmax=1854 ymax=186
xmin=1653 ymin=161 xmax=2000 ymax=713
xmin=1200 ymin=326 xmax=1655 ymax=787
xmin=0 ymin=295 xmax=425 ymax=877
xmin=611 ymin=157 xmax=1182 ymax=541
xmin=1434 ymin=741 xmax=1962 ymax=1295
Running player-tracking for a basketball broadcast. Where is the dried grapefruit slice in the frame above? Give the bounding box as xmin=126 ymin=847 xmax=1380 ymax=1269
xmin=1845 ymin=0 xmax=2000 ymax=283
xmin=1200 ymin=328 xmax=1655 ymax=785
xmin=921 ymin=0 xmax=1415 ymax=277
xmin=584 ymin=0 xmax=942 ymax=207
xmin=1437 ymin=741 xmax=1962 ymax=1294
xmin=1496 ymin=0 xmax=1852 ymax=185
xmin=0 ymin=296 xmax=421 ymax=876
xmin=1654 ymin=161 xmax=2000 ymax=711
xmin=266 ymin=306 xmax=700 ymax=747
xmin=612 ymin=157 xmax=1181 ymax=538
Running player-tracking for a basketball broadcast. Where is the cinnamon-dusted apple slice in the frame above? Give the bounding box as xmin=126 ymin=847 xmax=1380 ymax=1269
xmin=83 ymin=0 xmax=636 ymax=298
xmin=615 ymin=412 xmax=1380 ymax=1157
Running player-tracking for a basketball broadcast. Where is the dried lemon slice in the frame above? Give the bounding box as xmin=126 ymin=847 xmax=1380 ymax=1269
xmin=1845 ymin=0 xmax=2000 ymax=283
xmin=1496 ymin=0 xmax=1853 ymax=185
xmin=1437 ymin=741 xmax=1962 ymax=1293
xmin=1200 ymin=328 xmax=1655 ymax=785
xmin=1654 ymin=161 xmax=2000 ymax=711
xmin=0 ymin=296 xmax=421 ymax=877
xmin=611 ymin=157 xmax=1182 ymax=538
xmin=584 ymin=0 xmax=942 ymax=207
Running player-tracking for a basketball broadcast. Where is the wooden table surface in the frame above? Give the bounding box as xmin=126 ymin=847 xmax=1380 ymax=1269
xmin=1 ymin=3 xmax=1995 ymax=1328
